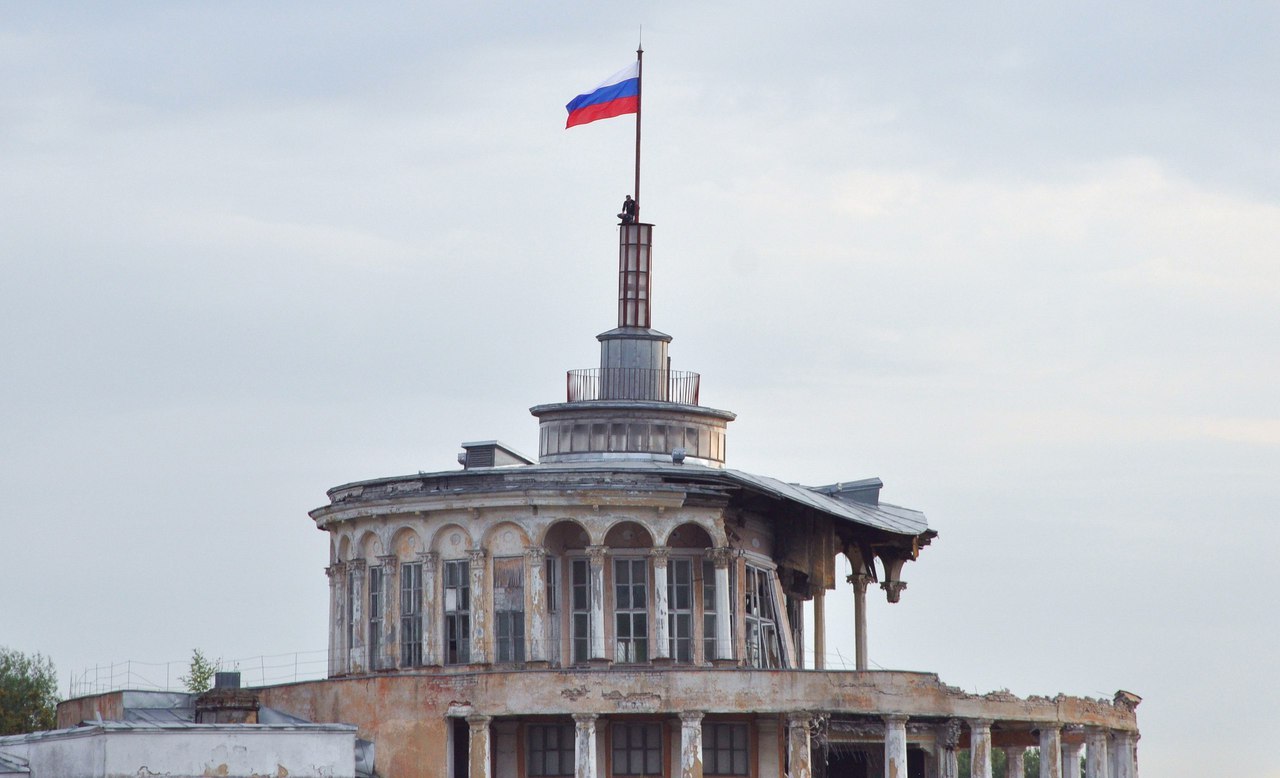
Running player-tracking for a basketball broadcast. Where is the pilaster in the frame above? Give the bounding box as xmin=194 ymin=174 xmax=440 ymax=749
xmin=347 ymin=559 xmax=366 ymax=673
xmin=525 ymin=547 xmax=548 ymax=664
xmin=1039 ymin=725 xmax=1062 ymax=778
xmin=883 ymin=715 xmax=908 ymax=778
xmin=573 ymin=713 xmax=598 ymax=778
xmin=377 ymin=554 xmax=399 ymax=670
xmin=786 ymin=714 xmax=814 ymax=778
xmin=586 ymin=546 xmax=608 ymax=661
xmin=468 ymin=549 xmax=488 ymax=665
xmin=1084 ymin=727 xmax=1108 ymax=778
xmin=467 ymin=715 xmax=492 ymax=778
xmin=710 ymin=547 xmax=734 ymax=662
xmin=968 ymin=719 xmax=993 ymax=778
xmin=418 ymin=552 xmax=439 ymax=666
xmin=679 ymin=710 xmax=704 ymax=778
xmin=652 ymin=547 xmax=671 ymax=660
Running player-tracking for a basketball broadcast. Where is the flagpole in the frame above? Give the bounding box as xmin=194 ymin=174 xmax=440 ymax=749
xmin=634 ymin=45 xmax=643 ymax=222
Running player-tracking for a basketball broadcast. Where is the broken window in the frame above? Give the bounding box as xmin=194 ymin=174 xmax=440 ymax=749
xmin=546 ymin=556 xmax=561 ymax=665
xmin=443 ymin=559 xmax=470 ymax=664
xmin=400 ymin=562 xmax=423 ymax=667
xmin=702 ymin=722 xmax=749 ymax=776
xmin=570 ymin=558 xmax=591 ymax=664
xmin=611 ymin=722 xmax=662 ymax=775
xmin=668 ymin=558 xmax=694 ymax=662
xmin=702 ymin=559 xmax=719 ymax=662
xmin=493 ymin=556 xmax=525 ymax=663
xmin=527 ymin=723 xmax=575 ymax=776
xmin=614 ymin=558 xmax=648 ymax=663
xmin=368 ymin=566 xmax=384 ymax=669
xmin=744 ymin=564 xmax=782 ymax=668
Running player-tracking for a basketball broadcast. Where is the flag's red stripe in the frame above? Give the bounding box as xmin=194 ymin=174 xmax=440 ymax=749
xmin=565 ymin=96 xmax=639 ymax=128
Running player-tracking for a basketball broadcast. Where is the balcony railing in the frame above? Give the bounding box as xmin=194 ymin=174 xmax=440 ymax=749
xmin=567 ymin=368 xmax=700 ymax=405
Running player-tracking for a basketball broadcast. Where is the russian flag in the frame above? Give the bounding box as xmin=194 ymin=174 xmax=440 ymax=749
xmin=565 ymin=61 xmax=639 ymax=128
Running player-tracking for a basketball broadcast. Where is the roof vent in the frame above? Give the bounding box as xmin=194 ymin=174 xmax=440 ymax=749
xmin=458 ymin=441 xmax=535 ymax=470
xmin=814 ymin=478 xmax=883 ymax=505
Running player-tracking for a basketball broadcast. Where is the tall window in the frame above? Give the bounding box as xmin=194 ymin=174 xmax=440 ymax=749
xmin=611 ymin=722 xmax=662 ymax=775
xmin=614 ymin=558 xmax=648 ymax=663
xmin=345 ymin=568 xmax=356 ymax=665
xmin=527 ymin=723 xmax=575 ymax=777
xmin=368 ymin=566 xmax=384 ymax=669
xmin=546 ymin=556 xmax=561 ymax=665
xmin=703 ymin=723 xmax=749 ymax=776
xmin=570 ymin=558 xmax=591 ymax=664
xmin=493 ymin=557 xmax=525 ymax=663
xmin=744 ymin=564 xmax=781 ymax=668
xmin=400 ymin=562 xmax=423 ymax=667
xmin=443 ymin=559 xmax=470 ymax=664
xmin=702 ymin=559 xmax=719 ymax=661
xmin=668 ymin=558 xmax=694 ymax=662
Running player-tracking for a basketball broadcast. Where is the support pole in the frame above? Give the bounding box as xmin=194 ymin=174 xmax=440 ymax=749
xmin=634 ymin=46 xmax=643 ymax=221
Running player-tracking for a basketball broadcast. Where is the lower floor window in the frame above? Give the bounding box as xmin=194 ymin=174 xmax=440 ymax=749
xmin=528 ymin=723 xmax=575 ymax=776
xmin=612 ymin=722 xmax=663 ymax=775
xmin=703 ymin=722 xmax=749 ymax=775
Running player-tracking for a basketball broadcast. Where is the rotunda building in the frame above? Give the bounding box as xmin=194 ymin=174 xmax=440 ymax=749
xmin=255 ymin=222 xmax=1140 ymax=778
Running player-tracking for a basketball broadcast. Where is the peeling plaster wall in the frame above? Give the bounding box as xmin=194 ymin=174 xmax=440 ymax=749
xmin=249 ymin=670 xmax=1137 ymax=778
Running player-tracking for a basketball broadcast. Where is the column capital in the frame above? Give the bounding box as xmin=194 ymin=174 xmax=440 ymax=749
xmin=1037 ymin=723 xmax=1063 ymax=735
xmin=586 ymin=545 xmax=610 ymax=565
xmin=416 ymin=550 xmax=438 ymax=571
xmin=880 ymin=580 xmax=907 ymax=603
xmin=968 ymin=718 xmax=994 ymax=729
xmin=572 ymin=713 xmax=599 ymax=725
xmin=679 ymin=710 xmax=705 ymax=725
xmin=650 ymin=547 xmax=671 ymax=565
xmin=882 ymin=714 xmax=909 ymax=726
xmin=348 ymin=558 xmax=367 ymax=572
xmin=846 ymin=572 xmax=874 ymax=593
xmin=468 ymin=548 xmax=488 ymax=566
xmin=525 ymin=546 xmax=548 ymax=564
xmin=466 ymin=714 xmax=492 ymax=728
xmin=786 ymin=712 xmax=815 ymax=729
xmin=709 ymin=546 xmax=738 ymax=568
xmin=326 ymin=564 xmax=345 ymax=582
xmin=377 ymin=554 xmax=398 ymax=571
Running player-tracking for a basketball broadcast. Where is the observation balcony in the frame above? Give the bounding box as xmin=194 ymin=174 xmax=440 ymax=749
xmin=566 ymin=367 xmax=701 ymax=405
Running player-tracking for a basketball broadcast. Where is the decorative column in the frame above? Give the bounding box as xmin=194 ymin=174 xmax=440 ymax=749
xmin=969 ymin=719 xmax=993 ymax=778
xmin=1084 ymin=727 xmax=1108 ymax=778
xmin=587 ymin=546 xmax=608 ymax=661
xmin=525 ymin=548 xmax=548 ymax=664
xmin=419 ymin=552 xmax=439 ymax=666
xmin=652 ymin=548 xmax=671 ymax=660
xmin=348 ymin=559 xmax=366 ymax=672
xmin=1062 ymin=736 xmax=1083 ymax=778
xmin=680 ymin=711 xmax=704 ymax=778
xmin=1039 ymin=725 xmax=1062 ymax=778
xmin=711 ymin=547 xmax=734 ymax=662
xmin=1109 ymin=732 xmax=1135 ymax=778
xmin=573 ymin=713 xmax=598 ymax=778
xmin=325 ymin=563 xmax=343 ymax=677
xmin=786 ymin=714 xmax=814 ymax=778
xmin=812 ymin=585 xmax=826 ymax=670
xmin=848 ymin=573 xmax=872 ymax=670
xmin=467 ymin=715 xmax=492 ymax=778
xmin=469 ymin=549 xmax=488 ymax=664
xmin=377 ymin=554 xmax=399 ymax=669
xmin=1004 ymin=747 xmax=1026 ymax=778
xmin=883 ymin=715 xmax=908 ymax=778
xmin=935 ymin=719 xmax=960 ymax=778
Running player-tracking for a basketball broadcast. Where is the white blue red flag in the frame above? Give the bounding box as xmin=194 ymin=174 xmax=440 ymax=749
xmin=565 ymin=62 xmax=640 ymax=128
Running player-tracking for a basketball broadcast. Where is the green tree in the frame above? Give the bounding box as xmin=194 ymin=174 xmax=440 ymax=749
xmin=179 ymin=649 xmax=220 ymax=694
xmin=0 ymin=647 xmax=59 ymax=735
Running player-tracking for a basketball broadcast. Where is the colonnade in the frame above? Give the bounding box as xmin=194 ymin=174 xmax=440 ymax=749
xmin=454 ymin=713 xmax=1137 ymax=778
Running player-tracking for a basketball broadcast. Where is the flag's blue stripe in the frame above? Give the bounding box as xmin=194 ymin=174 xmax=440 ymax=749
xmin=565 ymin=77 xmax=640 ymax=114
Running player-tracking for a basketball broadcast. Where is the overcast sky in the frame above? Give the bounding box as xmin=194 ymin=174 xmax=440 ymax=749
xmin=2 ymin=3 xmax=1277 ymax=776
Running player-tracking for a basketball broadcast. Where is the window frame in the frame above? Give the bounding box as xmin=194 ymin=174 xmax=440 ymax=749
xmin=443 ymin=558 xmax=471 ymax=665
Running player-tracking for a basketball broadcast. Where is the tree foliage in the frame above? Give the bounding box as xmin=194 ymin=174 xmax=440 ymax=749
xmin=179 ymin=648 xmax=220 ymax=694
xmin=0 ymin=647 xmax=59 ymax=735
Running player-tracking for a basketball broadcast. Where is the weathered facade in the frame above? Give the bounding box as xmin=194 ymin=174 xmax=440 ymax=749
xmin=53 ymin=220 xmax=1141 ymax=777
xmin=254 ymin=222 xmax=1140 ymax=777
